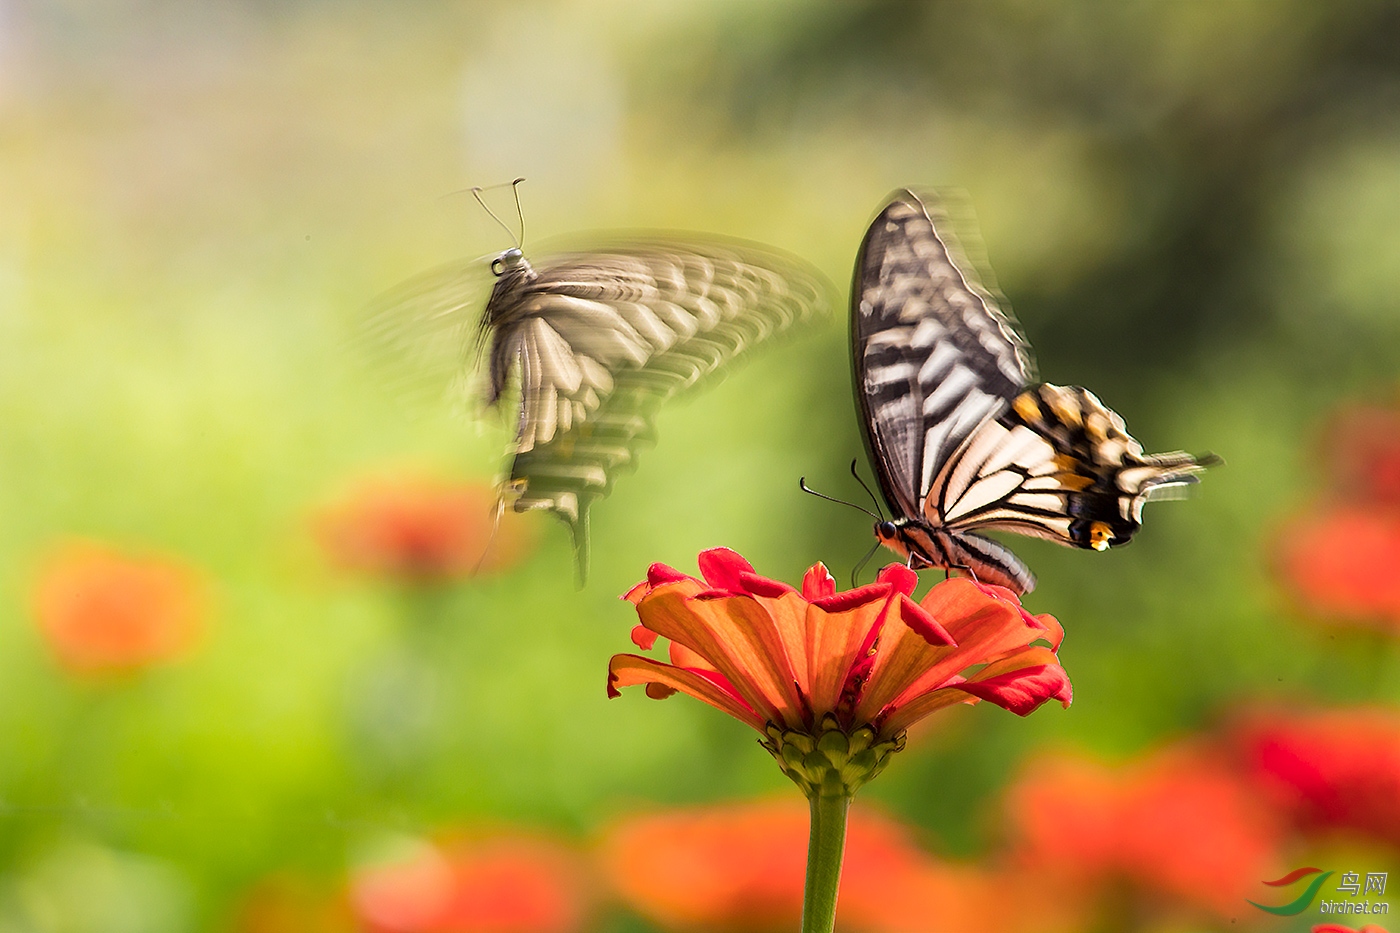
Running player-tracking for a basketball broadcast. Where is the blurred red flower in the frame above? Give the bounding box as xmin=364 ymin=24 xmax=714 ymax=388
xmin=1274 ymin=399 xmax=1400 ymax=628
xmin=1004 ymin=744 xmax=1283 ymax=921
xmin=1313 ymin=925 xmax=1391 ymax=933
xmin=1274 ymin=506 xmax=1400 ymax=625
xmin=1325 ymin=403 xmax=1400 ymax=507
xmin=32 ymin=540 xmax=207 ymax=676
xmin=1230 ymin=707 xmax=1400 ymax=849
xmin=608 ymin=549 xmax=1070 ymax=794
xmin=350 ymin=835 xmax=587 ymax=933
xmin=314 ymin=472 xmax=533 ymax=582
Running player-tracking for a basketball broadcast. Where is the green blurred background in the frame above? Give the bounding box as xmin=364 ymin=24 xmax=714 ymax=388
xmin=2 ymin=1 xmax=1399 ymax=931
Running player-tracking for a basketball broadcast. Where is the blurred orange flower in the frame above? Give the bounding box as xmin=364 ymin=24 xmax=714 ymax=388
xmin=600 ymin=799 xmax=939 ymax=933
xmin=350 ymin=835 xmax=587 ymax=933
xmin=314 ymin=472 xmax=533 ymax=582
xmin=232 ymin=875 xmax=354 ymax=933
xmin=32 ymin=540 xmax=207 ymax=676
xmin=1230 ymin=707 xmax=1400 ymax=849
xmin=600 ymin=798 xmax=1083 ymax=933
xmin=608 ymin=549 xmax=1070 ymax=796
xmin=1004 ymin=744 xmax=1283 ymax=921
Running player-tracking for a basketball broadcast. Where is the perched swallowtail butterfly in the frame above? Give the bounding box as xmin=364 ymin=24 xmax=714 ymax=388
xmin=368 ymin=206 xmax=831 ymax=581
xmin=851 ymin=188 xmax=1217 ymax=594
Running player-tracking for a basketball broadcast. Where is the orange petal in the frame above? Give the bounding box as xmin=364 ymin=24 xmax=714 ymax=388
xmin=636 ymin=589 xmax=803 ymax=728
xmin=878 ymin=685 xmax=979 ymax=734
xmin=607 ymin=654 xmax=764 ymax=731
xmin=855 ymin=580 xmax=1041 ymax=728
xmin=805 ymin=589 xmax=893 ymax=720
xmin=750 ymin=590 xmax=813 ymax=701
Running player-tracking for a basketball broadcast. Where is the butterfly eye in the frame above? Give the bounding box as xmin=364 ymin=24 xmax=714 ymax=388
xmin=876 ymin=521 xmax=897 ymax=539
xmin=491 ymin=257 xmax=505 ymax=276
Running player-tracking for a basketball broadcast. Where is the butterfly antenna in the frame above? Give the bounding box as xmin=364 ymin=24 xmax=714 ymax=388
xmin=851 ymin=538 xmax=881 ymax=588
xmin=470 ymin=184 xmax=521 ymax=248
xmin=799 ymin=477 xmax=882 ymax=521
xmin=848 ymin=459 xmax=886 ymax=520
xmin=510 ymin=176 xmax=526 ymax=249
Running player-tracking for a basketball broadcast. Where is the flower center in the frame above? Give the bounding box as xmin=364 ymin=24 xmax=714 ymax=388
xmin=761 ymin=714 xmax=907 ymax=798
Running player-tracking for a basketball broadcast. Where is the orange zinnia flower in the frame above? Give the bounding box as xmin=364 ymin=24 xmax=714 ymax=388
xmin=32 ymin=540 xmax=206 ymax=676
xmin=314 ymin=472 xmax=533 ymax=582
xmin=1230 ymin=706 xmax=1400 ymax=848
xmin=350 ymin=834 xmax=588 ymax=933
xmin=1004 ymin=745 xmax=1283 ymax=921
xmin=608 ymin=548 xmax=1071 ymax=796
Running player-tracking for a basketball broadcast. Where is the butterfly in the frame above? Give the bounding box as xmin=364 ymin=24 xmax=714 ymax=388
xmin=368 ymin=209 xmax=832 ymax=582
xmin=851 ymin=188 xmax=1217 ymax=594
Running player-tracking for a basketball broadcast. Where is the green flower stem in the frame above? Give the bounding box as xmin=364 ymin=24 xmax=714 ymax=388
xmin=801 ymin=791 xmax=851 ymax=933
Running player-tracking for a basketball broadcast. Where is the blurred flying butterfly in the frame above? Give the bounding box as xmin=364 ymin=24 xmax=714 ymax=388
xmin=366 ymin=180 xmax=833 ymax=581
xmin=848 ymin=188 xmax=1218 ymax=594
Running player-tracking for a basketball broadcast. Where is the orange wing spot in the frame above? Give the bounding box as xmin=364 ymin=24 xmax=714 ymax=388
xmin=1053 ymin=454 xmax=1082 ymax=471
xmin=1085 ymin=410 xmax=1111 ymax=443
xmin=1054 ymin=473 xmax=1096 ymax=491
xmin=1088 ymin=521 xmax=1113 ymax=551
xmin=1012 ymin=392 xmax=1042 ymax=424
xmin=1045 ymin=390 xmax=1083 ymax=428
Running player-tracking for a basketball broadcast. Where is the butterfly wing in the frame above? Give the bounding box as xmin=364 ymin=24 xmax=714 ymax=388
xmin=851 ymin=188 xmax=1036 ymax=521
xmin=489 ymin=239 xmax=832 ymax=580
xmin=937 ymin=383 xmax=1215 ymax=550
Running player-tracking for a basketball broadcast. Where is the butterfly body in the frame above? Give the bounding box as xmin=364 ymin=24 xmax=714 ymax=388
xmin=853 ymin=189 xmax=1215 ymax=594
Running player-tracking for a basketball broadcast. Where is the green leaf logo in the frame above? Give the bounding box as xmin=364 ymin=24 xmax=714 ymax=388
xmin=1249 ymin=867 xmax=1334 ymax=916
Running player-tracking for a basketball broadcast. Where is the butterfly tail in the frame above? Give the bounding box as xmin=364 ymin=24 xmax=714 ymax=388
xmin=568 ymin=505 xmax=591 ymax=586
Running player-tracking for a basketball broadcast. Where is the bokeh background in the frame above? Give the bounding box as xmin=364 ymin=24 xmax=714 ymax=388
xmin=2 ymin=2 xmax=1400 ymax=931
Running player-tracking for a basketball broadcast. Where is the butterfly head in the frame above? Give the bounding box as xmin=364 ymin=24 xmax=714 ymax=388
xmin=490 ymin=247 xmax=531 ymax=278
xmin=875 ymin=519 xmax=899 ymax=543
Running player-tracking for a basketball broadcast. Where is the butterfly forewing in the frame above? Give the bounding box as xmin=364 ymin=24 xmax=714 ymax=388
xmin=852 ymin=189 xmax=1037 ymax=520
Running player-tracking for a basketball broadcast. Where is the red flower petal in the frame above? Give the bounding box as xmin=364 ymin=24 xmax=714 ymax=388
xmin=811 ymin=581 xmax=890 ymax=612
xmin=802 ymin=563 xmax=836 ymax=601
xmin=898 ymin=594 xmax=955 ymax=647
xmin=696 ymin=548 xmax=756 ymax=593
xmin=954 ymin=654 xmax=1073 ymax=716
xmin=630 ymin=625 xmax=658 ymax=651
xmin=737 ymin=572 xmax=794 ymax=598
xmin=876 ymin=563 xmax=919 ymax=595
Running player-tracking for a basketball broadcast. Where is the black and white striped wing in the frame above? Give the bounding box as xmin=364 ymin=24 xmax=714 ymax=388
xmin=851 ymin=188 xmax=1036 ymax=522
xmin=491 ymin=240 xmax=832 ymax=579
